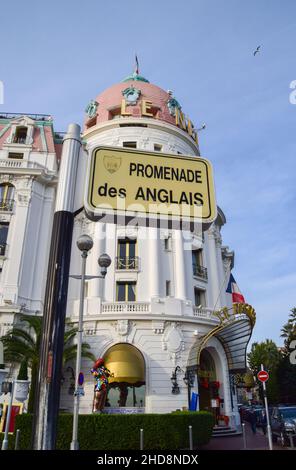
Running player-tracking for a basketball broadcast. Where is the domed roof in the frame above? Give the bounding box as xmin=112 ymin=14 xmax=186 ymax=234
xmin=84 ymin=72 xmax=182 ymax=130
xmin=122 ymin=71 xmax=150 ymax=83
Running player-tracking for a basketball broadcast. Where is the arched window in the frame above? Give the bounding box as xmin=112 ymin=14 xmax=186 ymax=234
xmin=13 ymin=126 xmax=27 ymax=144
xmin=0 ymin=183 xmax=15 ymax=211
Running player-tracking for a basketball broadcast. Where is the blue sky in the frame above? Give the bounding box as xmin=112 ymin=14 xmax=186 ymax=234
xmin=1 ymin=0 xmax=295 ymax=345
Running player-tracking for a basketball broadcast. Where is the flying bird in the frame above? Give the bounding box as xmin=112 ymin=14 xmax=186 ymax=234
xmin=253 ymin=45 xmax=261 ymax=56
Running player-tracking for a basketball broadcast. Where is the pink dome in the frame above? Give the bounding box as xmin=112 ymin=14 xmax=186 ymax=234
xmin=84 ymin=78 xmax=178 ymax=130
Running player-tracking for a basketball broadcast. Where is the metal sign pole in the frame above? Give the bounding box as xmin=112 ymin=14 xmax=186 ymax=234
xmin=261 ymin=364 xmax=273 ymax=450
xmin=32 ymin=124 xmax=81 ymax=450
xmin=70 ymin=253 xmax=87 ymax=450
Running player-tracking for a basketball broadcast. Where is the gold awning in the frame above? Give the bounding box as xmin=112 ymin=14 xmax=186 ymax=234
xmin=104 ymin=343 xmax=145 ymax=384
xmin=187 ymin=303 xmax=256 ymax=373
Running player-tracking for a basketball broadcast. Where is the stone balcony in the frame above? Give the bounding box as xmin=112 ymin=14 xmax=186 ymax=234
xmin=68 ymin=297 xmax=220 ymax=325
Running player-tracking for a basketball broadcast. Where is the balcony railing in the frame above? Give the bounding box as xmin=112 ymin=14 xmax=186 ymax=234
xmin=193 ymin=263 xmax=208 ymax=280
xmin=193 ymin=306 xmax=219 ymax=322
xmin=102 ymin=302 xmax=150 ymax=313
xmin=116 ymin=256 xmax=139 ymax=270
xmin=0 ymin=243 xmax=7 ymax=256
xmin=13 ymin=137 xmax=27 ymax=144
xmin=0 ymin=199 xmax=14 ymax=212
xmin=0 ymin=159 xmax=45 ymax=169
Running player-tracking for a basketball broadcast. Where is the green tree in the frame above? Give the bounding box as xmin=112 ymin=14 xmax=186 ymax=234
xmin=280 ymin=307 xmax=296 ymax=353
xmin=1 ymin=314 xmax=95 ymax=412
xmin=247 ymin=339 xmax=282 ymax=403
xmin=278 ymin=307 xmax=296 ymax=403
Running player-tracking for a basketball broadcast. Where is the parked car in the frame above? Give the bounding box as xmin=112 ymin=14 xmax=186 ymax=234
xmin=270 ymin=406 xmax=296 ymax=446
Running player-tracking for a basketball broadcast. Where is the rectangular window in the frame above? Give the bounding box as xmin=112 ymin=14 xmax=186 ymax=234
xmin=166 ymin=280 xmax=171 ymax=296
xmin=116 ymin=282 xmax=136 ymax=301
xmin=117 ymin=238 xmax=137 ymax=269
xmin=154 ymin=144 xmax=162 ymax=152
xmin=8 ymin=152 xmax=23 ymax=159
xmin=192 ymin=249 xmax=203 ymax=267
xmin=192 ymin=249 xmax=207 ymax=279
xmin=194 ymin=288 xmax=206 ymax=307
xmin=0 ymin=222 xmax=9 ymax=256
xmin=123 ymin=141 xmax=137 ymax=149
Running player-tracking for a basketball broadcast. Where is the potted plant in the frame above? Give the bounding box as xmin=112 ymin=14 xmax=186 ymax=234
xmin=14 ymin=359 xmax=30 ymax=403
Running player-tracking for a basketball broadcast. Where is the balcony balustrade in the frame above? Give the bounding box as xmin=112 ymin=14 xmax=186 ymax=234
xmin=0 ymin=199 xmax=14 ymax=212
xmin=116 ymin=256 xmax=139 ymax=270
xmin=192 ymin=263 xmax=208 ymax=280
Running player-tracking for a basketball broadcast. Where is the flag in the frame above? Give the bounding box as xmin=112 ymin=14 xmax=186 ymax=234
xmin=135 ymin=54 xmax=139 ymax=74
xmin=226 ymin=273 xmax=245 ymax=303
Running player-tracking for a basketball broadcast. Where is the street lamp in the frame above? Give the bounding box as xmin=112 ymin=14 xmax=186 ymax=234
xmin=170 ymin=366 xmax=183 ymax=395
xmin=1 ymin=380 xmax=15 ymax=450
xmin=70 ymin=234 xmax=111 ymax=451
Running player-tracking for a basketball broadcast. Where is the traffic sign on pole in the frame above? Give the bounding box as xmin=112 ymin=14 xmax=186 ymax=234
xmin=257 ymin=370 xmax=269 ymax=383
xmin=260 ymin=364 xmax=273 ymax=450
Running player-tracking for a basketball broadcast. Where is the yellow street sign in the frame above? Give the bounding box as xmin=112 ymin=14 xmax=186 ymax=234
xmin=85 ymin=147 xmax=216 ymax=225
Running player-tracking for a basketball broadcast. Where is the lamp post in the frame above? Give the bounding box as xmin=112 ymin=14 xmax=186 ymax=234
xmin=171 ymin=366 xmax=182 ymax=395
xmin=70 ymin=234 xmax=111 ymax=451
xmin=1 ymin=380 xmax=15 ymax=450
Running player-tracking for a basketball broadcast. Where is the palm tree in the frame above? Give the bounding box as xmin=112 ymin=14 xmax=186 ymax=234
xmin=281 ymin=308 xmax=296 ymax=352
xmin=247 ymin=339 xmax=282 ymax=404
xmin=1 ymin=314 xmax=96 ymax=412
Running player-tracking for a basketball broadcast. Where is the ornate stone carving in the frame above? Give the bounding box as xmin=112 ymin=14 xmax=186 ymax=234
xmin=122 ymin=86 xmax=141 ymax=105
xmin=207 ymin=223 xmax=222 ymax=244
xmin=85 ymin=100 xmax=98 ymax=118
xmin=162 ymin=322 xmax=185 ymax=363
xmin=152 ymin=321 xmax=165 ymax=334
xmin=112 ymin=320 xmax=137 ymax=343
xmin=167 ymin=92 xmax=181 ymax=116
xmin=17 ymin=192 xmax=31 ymax=207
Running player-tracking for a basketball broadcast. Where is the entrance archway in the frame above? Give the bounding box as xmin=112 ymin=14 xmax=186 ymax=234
xmin=103 ymin=343 xmax=145 ymax=409
xmin=198 ymin=349 xmax=218 ymax=412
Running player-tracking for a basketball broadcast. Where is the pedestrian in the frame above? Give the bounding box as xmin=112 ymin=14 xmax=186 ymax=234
xmin=261 ymin=410 xmax=267 ymax=435
xmin=250 ymin=410 xmax=257 ymax=434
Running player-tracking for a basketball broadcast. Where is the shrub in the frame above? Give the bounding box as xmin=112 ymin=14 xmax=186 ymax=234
xmin=17 ymin=359 xmax=28 ymax=380
xmin=13 ymin=411 xmax=214 ymax=450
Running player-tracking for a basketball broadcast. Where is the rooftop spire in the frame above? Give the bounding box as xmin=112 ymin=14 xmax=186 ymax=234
xmin=134 ymin=54 xmax=139 ymax=74
xmin=122 ymin=56 xmax=150 ymax=83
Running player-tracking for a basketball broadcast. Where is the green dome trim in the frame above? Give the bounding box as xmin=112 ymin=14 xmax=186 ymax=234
xmin=122 ymin=72 xmax=149 ymax=83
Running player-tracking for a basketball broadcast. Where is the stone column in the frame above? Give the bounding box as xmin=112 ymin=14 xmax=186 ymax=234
xmin=174 ymin=230 xmax=186 ymax=300
xmin=2 ymin=178 xmax=32 ymax=304
xmin=206 ymin=224 xmax=222 ymax=309
xmin=149 ymin=227 xmax=160 ymax=298
xmin=89 ymin=222 xmax=106 ymax=299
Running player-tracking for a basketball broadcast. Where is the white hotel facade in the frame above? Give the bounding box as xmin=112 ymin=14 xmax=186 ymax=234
xmin=0 ymin=71 xmax=255 ymax=430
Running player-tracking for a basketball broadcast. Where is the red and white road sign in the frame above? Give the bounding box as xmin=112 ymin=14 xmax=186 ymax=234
xmin=257 ymin=370 xmax=269 ymax=382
